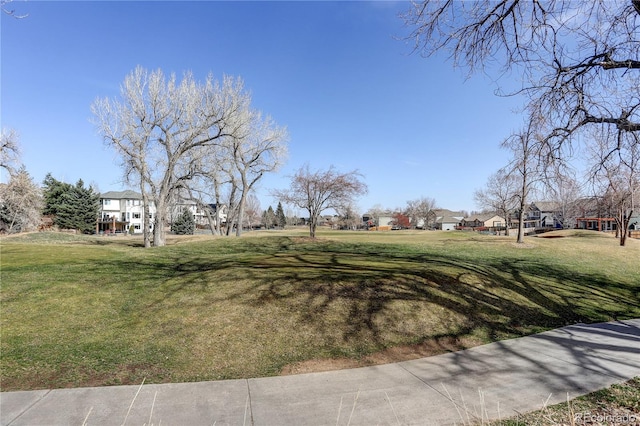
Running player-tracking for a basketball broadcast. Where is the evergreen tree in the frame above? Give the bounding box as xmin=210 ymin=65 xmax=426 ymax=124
xmin=42 ymin=173 xmax=72 ymax=217
xmin=171 ymin=208 xmax=195 ymax=235
xmin=74 ymin=180 xmax=100 ymax=234
xmin=54 ymin=187 xmax=78 ymax=230
xmin=262 ymin=205 xmax=275 ymax=229
xmin=275 ymin=202 xmax=286 ymax=229
xmin=42 ymin=175 xmax=100 ymax=233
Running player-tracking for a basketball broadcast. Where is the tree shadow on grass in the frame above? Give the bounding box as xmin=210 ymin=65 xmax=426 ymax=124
xmin=83 ymin=236 xmax=639 ymax=387
xmin=103 ymin=236 xmax=638 ymax=340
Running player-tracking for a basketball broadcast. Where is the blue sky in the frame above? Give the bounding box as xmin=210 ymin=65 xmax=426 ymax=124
xmin=2 ymin=1 xmax=527 ymax=214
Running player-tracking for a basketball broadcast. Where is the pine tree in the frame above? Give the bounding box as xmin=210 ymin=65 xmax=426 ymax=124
xmin=42 ymin=175 xmax=100 ymax=233
xmin=275 ymin=202 xmax=286 ymax=229
xmin=262 ymin=205 xmax=275 ymax=229
xmin=42 ymin=173 xmax=72 ymax=218
xmin=171 ymin=208 xmax=195 ymax=235
xmin=74 ymin=180 xmax=100 ymax=234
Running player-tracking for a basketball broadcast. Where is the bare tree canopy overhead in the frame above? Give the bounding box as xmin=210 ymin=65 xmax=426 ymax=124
xmin=1 ymin=0 xmax=28 ymax=18
xmin=274 ymin=165 xmax=367 ymax=238
xmin=403 ymin=0 xmax=640 ymax=155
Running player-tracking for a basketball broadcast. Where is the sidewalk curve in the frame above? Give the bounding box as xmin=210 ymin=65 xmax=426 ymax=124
xmin=2 ymin=319 xmax=639 ymax=425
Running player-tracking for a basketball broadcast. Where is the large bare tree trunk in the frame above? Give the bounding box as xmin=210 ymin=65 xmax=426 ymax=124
xmin=236 ymin=192 xmax=247 ymax=237
xmin=153 ymin=195 xmax=167 ymax=247
xmin=517 ymin=209 xmax=525 ymax=243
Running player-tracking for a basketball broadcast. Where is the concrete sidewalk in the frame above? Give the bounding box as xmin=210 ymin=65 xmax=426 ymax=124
xmin=2 ymin=319 xmax=639 ymax=425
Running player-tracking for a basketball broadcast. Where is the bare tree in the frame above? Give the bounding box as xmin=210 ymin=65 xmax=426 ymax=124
xmin=404 ymin=199 xmax=420 ymax=229
xmin=501 ymin=122 xmax=544 ymax=243
xmin=474 ymin=170 xmax=519 ymax=236
xmin=335 ymin=203 xmax=360 ymax=230
xmin=179 ymin=148 xmax=228 ymax=237
xmin=588 ymin=129 xmax=639 ymax=246
xmin=403 ymin=1 xmax=640 ymax=166
xmin=92 ymin=66 xmax=251 ymax=247
xmin=243 ymin=192 xmax=261 ymax=231
xmin=0 ymin=167 xmax=42 ymax=233
xmin=225 ymin=110 xmax=288 ymax=236
xmin=540 ymin=168 xmax=584 ymax=229
xmin=365 ymin=204 xmax=386 ymax=228
xmin=405 ymin=197 xmax=437 ymax=230
xmin=1 ymin=128 xmax=21 ymax=177
xmin=274 ymin=165 xmax=367 ymax=238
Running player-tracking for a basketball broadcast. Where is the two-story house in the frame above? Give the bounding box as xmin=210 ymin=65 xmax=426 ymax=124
xmin=512 ymin=202 xmax=564 ymax=231
xmin=98 ymin=190 xmax=156 ymax=234
xmin=169 ymin=199 xmax=227 ymax=229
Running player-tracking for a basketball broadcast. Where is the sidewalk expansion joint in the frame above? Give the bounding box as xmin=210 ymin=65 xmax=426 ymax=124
xmin=244 ymin=379 xmax=254 ymax=426
xmin=4 ymin=389 xmax=51 ymax=426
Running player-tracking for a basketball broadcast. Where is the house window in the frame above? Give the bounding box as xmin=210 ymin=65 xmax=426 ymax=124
xmin=133 ymin=213 xmax=141 ymax=219
xmin=134 ymin=225 xmax=141 ymax=230
xmin=103 ymin=199 xmax=111 ymax=206
xmin=126 ymin=212 xmax=130 ymax=220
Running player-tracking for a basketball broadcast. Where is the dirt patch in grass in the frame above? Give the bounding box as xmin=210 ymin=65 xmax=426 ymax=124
xmin=2 ymin=362 xmax=170 ymax=391
xmin=281 ymin=335 xmax=484 ymax=375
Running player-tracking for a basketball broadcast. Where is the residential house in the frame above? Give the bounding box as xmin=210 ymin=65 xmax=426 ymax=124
xmin=362 ymin=212 xmax=395 ymax=231
xmin=461 ymin=213 xmax=506 ymax=230
xmin=207 ymin=203 xmax=227 ymax=228
xmin=533 ymin=201 xmax=564 ymax=229
xmin=433 ymin=209 xmax=465 ymax=231
xmin=169 ymin=200 xmax=226 ymax=229
xmin=98 ymin=190 xmax=156 ymax=234
xmin=575 ymin=216 xmax=617 ymax=231
xmin=573 ymin=197 xmax=617 ymax=232
xmin=513 ymin=202 xmax=564 ymax=232
xmin=630 ymin=213 xmax=640 ymax=231
xmin=377 ymin=214 xmax=394 ymax=230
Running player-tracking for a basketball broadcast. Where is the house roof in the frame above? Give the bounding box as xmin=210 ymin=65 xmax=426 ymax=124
xmin=100 ymin=190 xmax=142 ymax=200
xmin=531 ymin=201 xmax=561 ymax=212
xmin=464 ymin=213 xmax=501 ymax=222
xmin=433 ymin=209 xmax=465 ymax=221
xmin=436 ymin=215 xmax=462 ymax=224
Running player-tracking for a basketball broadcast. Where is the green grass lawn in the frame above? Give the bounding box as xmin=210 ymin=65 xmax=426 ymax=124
xmin=1 ymin=229 xmax=639 ymax=391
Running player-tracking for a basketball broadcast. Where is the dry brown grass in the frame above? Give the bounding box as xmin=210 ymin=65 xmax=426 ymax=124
xmin=1 ymin=229 xmax=638 ymax=390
